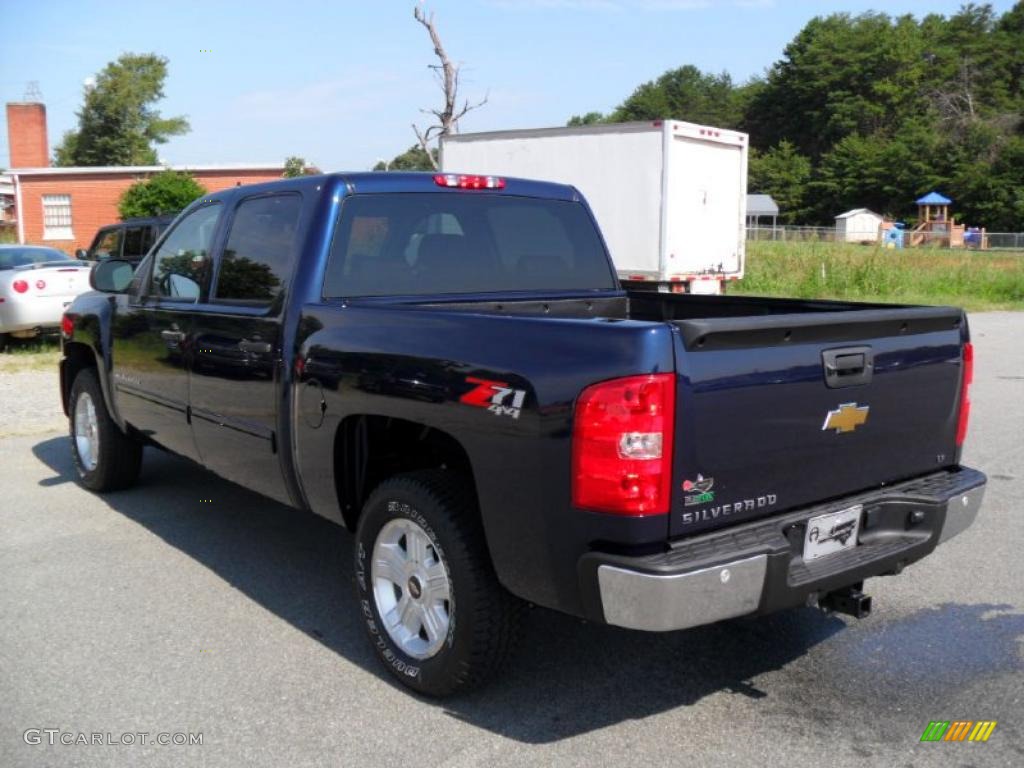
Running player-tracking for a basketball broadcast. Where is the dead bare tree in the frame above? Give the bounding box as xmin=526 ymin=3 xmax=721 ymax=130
xmin=931 ymin=58 xmax=979 ymax=130
xmin=412 ymin=4 xmax=487 ymax=170
xmin=928 ymin=57 xmax=1020 ymax=158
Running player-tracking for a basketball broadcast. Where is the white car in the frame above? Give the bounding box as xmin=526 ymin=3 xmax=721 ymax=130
xmin=0 ymin=245 xmax=93 ymax=349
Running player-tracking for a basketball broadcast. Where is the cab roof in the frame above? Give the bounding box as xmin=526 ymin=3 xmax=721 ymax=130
xmin=200 ymin=171 xmax=580 ymax=204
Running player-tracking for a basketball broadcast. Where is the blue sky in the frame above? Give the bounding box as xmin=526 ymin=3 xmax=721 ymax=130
xmin=1 ymin=0 xmax=1017 ymax=171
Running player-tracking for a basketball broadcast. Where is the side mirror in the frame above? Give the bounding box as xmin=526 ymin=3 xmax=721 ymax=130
xmin=90 ymin=259 xmax=134 ymax=294
xmin=75 ymin=248 xmax=89 ymax=260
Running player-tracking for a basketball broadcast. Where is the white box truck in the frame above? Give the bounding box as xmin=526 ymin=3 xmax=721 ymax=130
xmin=441 ymin=120 xmax=748 ymax=294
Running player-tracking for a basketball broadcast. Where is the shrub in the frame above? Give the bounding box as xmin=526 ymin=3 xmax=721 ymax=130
xmin=118 ymin=170 xmax=206 ymax=219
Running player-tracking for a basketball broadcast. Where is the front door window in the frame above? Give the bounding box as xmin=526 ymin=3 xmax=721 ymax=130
xmin=149 ymin=205 xmax=221 ymax=301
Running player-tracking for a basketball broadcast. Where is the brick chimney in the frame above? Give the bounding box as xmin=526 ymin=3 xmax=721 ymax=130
xmin=6 ymin=102 xmax=49 ymax=168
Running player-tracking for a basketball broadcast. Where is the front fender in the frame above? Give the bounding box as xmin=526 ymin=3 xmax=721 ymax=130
xmin=62 ymin=292 xmax=124 ymax=430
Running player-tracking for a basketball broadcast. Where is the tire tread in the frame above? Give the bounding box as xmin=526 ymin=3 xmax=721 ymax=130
xmin=359 ymin=469 xmax=523 ymax=696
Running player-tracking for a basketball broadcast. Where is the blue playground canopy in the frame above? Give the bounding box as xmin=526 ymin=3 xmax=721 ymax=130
xmin=916 ymin=191 xmax=952 ymax=205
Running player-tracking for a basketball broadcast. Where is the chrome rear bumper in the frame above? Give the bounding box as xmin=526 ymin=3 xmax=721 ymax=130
xmin=598 ymin=555 xmax=767 ymax=632
xmin=591 ymin=469 xmax=986 ymax=632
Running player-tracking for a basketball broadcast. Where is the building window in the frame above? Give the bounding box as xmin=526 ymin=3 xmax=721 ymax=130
xmin=42 ymin=194 xmax=73 ymax=240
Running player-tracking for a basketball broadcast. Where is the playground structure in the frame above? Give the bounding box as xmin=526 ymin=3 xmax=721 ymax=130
xmin=907 ymin=191 xmax=987 ymax=249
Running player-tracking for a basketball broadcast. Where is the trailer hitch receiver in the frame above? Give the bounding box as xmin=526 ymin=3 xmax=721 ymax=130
xmin=819 ymin=584 xmax=872 ymax=618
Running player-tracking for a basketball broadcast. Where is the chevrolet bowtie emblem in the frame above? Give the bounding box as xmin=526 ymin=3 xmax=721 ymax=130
xmin=822 ymin=403 xmax=869 ymax=434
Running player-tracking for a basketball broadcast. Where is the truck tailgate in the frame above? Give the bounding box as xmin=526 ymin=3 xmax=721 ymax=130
xmin=669 ymin=307 xmax=967 ymax=538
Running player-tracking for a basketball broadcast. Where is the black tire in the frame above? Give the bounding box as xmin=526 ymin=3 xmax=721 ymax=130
xmin=69 ymin=367 xmax=143 ymax=491
xmin=354 ymin=470 xmax=522 ymax=697
xmin=0 ymin=333 xmax=9 ymax=353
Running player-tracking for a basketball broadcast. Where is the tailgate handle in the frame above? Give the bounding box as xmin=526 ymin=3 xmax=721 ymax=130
xmin=822 ymin=346 xmax=873 ymax=388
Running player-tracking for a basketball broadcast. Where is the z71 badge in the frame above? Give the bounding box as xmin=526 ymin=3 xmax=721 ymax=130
xmin=460 ymin=377 xmax=527 ymax=419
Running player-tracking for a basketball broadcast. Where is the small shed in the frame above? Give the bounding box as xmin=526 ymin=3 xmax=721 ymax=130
xmin=746 ymin=194 xmax=779 ymax=234
xmin=835 ymin=208 xmax=883 ymax=243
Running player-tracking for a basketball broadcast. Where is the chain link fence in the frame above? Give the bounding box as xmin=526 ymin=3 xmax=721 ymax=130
xmin=747 ymin=226 xmax=872 ymax=243
xmin=985 ymin=232 xmax=1024 ymax=250
xmin=747 ymin=226 xmax=1024 ymax=251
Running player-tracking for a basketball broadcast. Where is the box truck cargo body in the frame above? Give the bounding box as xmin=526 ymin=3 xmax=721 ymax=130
xmin=441 ymin=121 xmax=748 ymax=294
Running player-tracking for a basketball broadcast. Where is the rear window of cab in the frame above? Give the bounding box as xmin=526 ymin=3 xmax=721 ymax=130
xmin=324 ymin=193 xmax=616 ymax=298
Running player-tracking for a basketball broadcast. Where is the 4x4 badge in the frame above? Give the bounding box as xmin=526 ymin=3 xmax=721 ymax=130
xmin=822 ymin=403 xmax=869 ymax=434
xmin=460 ymin=377 xmax=526 ymax=419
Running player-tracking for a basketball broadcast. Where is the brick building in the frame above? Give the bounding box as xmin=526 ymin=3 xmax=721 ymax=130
xmin=5 ymin=102 xmax=285 ymax=252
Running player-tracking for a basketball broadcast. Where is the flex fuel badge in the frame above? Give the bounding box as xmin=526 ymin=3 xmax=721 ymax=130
xmin=682 ymin=475 xmax=715 ymax=506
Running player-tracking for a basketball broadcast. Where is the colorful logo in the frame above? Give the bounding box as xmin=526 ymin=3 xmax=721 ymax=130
xmin=682 ymin=475 xmax=715 ymax=506
xmin=460 ymin=377 xmax=526 ymax=420
xmin=822 ymin=402 xmax=870 ymax=434
xmin=920 ymin=720 xmax=997 ymax=742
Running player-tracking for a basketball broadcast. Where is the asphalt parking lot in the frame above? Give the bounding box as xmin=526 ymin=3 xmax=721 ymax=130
xmin=1 ymin=312 xmax=1021 ymax=768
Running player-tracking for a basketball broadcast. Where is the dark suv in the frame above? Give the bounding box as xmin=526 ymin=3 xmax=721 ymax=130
xmin=78 ymin=214 xmax=176 ymax=267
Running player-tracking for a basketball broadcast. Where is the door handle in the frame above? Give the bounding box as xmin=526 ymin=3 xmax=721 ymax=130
xmin=238 ymin=338 xmax=272 ymax=355
xmin=160 ymin=329 xmax=185 ymax=343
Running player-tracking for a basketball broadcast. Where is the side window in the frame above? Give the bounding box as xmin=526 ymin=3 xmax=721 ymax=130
xmin=143 ymin=226 xmax=159 ymax=254
xmin=92 ymin=228 xmax=123 ymax=260
xmin=122 ymin=226 xmax=147 ymax=260
xmin=149 ymin=205 xmax=221 ymax=300
xmin=214 ymin=194 xmax=302 ymax=304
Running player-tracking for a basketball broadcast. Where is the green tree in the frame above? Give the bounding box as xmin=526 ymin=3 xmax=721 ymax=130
xmin=744 ymin=13 xmax=931 ymax=158
xmin=118 ymin=171 xmax=206 ymax=219
xmin=283 ymin=156 xmax=310 ymax=177
xmin=54 ymin=53 xmax=189 ymax=166
xmin=748 ymin=141 xmax=812 ymax=223
xmin=373 ymin=145 xmax=437 ymax=171
xmin=948 ymin=130 xmax=1024 ymax=230
xmin=610 ymin=65 xmax=746 ymax=127
xmin=567 ymin=112 xmax=607 ymax=127
xmin=810 ymin=121 xmax=945 ymax=221
xmin=993 ymin=2 xmax=1024 ymax=108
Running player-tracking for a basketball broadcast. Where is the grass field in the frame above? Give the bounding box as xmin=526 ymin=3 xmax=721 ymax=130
xmin=732 ymin=241 xmax=1024 ymax=311
xmin=0 ymin=338 xmax=61 ymax=372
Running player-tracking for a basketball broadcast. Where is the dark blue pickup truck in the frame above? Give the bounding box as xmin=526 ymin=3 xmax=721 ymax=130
xmin=60 ymin=172 xmax=985 ymax=696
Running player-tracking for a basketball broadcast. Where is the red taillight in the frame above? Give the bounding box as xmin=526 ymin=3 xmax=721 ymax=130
xmin=433 ymin=174 xmax=505 ymax=190
xmin=61 ymin=314 xmax=75 ymax=337
xmin=572 ymin=373 xmax=675 ymax=516
xmin=36 ymin=279 xmax=46 ymax=290
xmin=955 ymin=342 xmax=973 ymax=446
xmin=12 ymin=279 xmax=29 ymax=293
